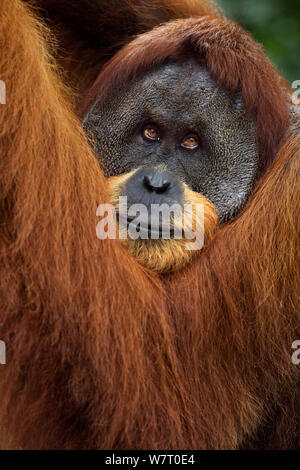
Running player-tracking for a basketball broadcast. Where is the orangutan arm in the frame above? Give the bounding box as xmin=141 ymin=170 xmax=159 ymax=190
xmin=0 ymin=0 xmax=177 ymax=450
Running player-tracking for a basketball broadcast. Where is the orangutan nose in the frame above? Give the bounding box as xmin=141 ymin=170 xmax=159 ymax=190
xmin=143 ymin=173 xmax=171 ymax=194
xmin=124 ymin=168 xmax=183 ymax=208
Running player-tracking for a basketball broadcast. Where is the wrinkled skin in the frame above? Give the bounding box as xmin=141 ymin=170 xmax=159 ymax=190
xmin=83 ymin=59 xmax=259 ymax=222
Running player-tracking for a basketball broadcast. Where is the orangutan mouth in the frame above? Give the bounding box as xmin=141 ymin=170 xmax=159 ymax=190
xmin=117 ymin=214 xmax=175 ymax=239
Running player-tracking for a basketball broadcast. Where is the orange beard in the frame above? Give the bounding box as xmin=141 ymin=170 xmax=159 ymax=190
xmin=108 ymin=171 xmax=218 ymax=273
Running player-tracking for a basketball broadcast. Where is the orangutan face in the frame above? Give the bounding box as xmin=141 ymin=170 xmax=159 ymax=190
xmin=83 ymin=59 xmax=259 ymax=273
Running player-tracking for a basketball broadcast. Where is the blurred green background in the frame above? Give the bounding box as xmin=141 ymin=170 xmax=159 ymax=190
xmin=218 ymin=0 xmax=300 ymax=83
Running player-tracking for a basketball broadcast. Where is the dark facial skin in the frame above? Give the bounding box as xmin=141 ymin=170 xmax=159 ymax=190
xmin=83 ymin=59 xmax=259 ymax=222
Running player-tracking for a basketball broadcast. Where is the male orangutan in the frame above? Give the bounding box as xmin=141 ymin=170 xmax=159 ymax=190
xmin=0 ymin=0 xmax=299 ymax=450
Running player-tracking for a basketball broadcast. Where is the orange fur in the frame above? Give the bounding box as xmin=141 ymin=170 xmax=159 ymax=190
xmin=0 ymin=0 xmax=299 ymax=450
xmin=24 ymin=0 xmax=222 ymax=101
xmin=108 ymin=172 xmax=218 ymax=273
xmin=81 ymin=17 xmax=290 ymax=170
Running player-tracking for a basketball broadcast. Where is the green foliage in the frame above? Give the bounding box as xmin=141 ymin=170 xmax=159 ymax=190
xmin=219 ymin=0 xmax=300 ymax=83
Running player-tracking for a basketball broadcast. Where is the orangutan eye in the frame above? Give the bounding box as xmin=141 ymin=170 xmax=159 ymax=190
xmin=181 ymin=134 xmax=199 ymax=150
xmin=143 ymin=124 xmax=160 ymax=142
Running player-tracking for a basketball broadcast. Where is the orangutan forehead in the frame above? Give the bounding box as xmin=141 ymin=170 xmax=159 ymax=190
xmin=97 ymin=59 xmax=250 ymax=127
xmin=135 ymin=59 xmax=218 ymax=97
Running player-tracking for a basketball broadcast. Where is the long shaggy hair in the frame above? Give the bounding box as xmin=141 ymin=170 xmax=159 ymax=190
xmin=24 ymin=0 xmax=221 ymax=102
xmin=0 ymin=0 xmax=299 ymax=450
